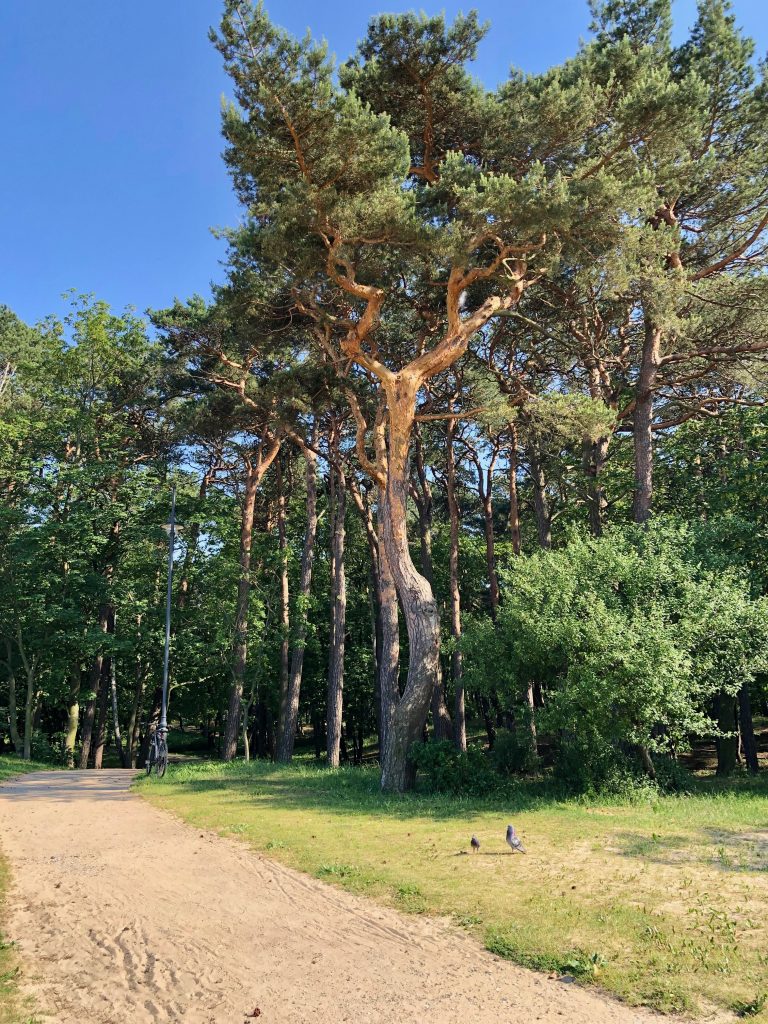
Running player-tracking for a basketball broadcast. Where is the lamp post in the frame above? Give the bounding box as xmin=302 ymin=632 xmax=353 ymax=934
xmin=160 ymin=483 xmax=177 ymax=735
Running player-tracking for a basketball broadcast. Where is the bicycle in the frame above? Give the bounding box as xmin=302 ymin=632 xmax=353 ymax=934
xmin=145 ymin=727 xmax=169 ymax=778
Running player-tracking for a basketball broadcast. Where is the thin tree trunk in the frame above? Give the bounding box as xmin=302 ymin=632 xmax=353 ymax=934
xmin=528 ymin=443 xmax=552 ymax=550
xmin=93 ymin=652 xmax=112 ymax=769
xmin=223 ymin=460 xmax=258 ymax=762
xmin=127 ymin=623 xmax=145 ymax=768
xmin=633 ymin=322 xmax=662 ymax=525
xmin=79 ymin=604 xmax=109 ymax=768
xmin=508 ymin=425 xmax=522 ymax=555
xmin=583 ymin=434 xmax=610 ymax=537
xmin=446 ymin=418 xmax=465 ymax=751
xmin=276 ymin=454 xmax=291 ymax=749
xmin=326 ymin=461 xmax=346 ymax=767
xmin=222 ymin=438 xmax=280 ymax=761
xmin=5 ymin=641 xmax=22 ymax=755
xmin=21 ymin=664 xmax=36 ymax=762
xmin=64 ymin=664 xmax=81 ymax=768
xmin=110 ymin=653 xmax=126 ymax=768
xmin=276 ymin=436 xmax=319 ymax=763
xmin=525 ymin=681 xmax=538 ymax=761
xmin=737 ymin=681 xmax=759 ymax=774
xmin=242 ymin=696 xmax=252 ymax=762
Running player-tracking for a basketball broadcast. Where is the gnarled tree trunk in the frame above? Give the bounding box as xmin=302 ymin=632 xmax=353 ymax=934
xmin=380 ymin=380 xmax=441 ymax=792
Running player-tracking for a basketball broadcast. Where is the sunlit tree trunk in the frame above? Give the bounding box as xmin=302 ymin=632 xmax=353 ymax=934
xmin=277 ymin=435 xmax=319 ymax=763
xmin=633 ymin=322 xmax=662 ymax=525
xmin=445 ymin=417 xmax=465 ymax=751
xmin=223 ymin=438 xmax=280 ymax=761
xmin=326 ymin=460 xmax=346 ymax=767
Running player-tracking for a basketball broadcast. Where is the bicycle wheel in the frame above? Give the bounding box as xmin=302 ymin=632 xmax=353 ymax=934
xmin=145 ymin=737 xmax=156 ymax=776
xmin=156 ymin=739 xmax=168 ymax=778
xmin=145 ymin=749 xmax=154 ymax=776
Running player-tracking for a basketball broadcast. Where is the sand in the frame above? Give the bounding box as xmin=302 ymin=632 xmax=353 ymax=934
xmin=0 ymin=770 xmax=664 ymax=1024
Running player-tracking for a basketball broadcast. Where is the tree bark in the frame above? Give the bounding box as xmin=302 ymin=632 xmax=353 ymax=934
xmin=528 ymin=443 xmax=552 ymax=549
xmin=379 ymin=380 xmax=441 ymax=793
xmin=737 ymin=681 xmax=759 ymax=774
xmin=222 ymin=459 xmax=259 ymax=762
xmin=413 ymin=426 xmax=452 ymax=742
xmin=64 ymin=664 xmax=81 ymax=768
xmin=223 ymin=438 xmax=280 ymax=761
xmin=110 ymin=653 xmax=126 ymax=768
xmin=376 ymin=500 xmax=400 ymax=765
xmin=127 ymin=626 xmax=145 ymax=768
xmin=633 ymin=323 xmax=662 ymax=525
xmin=79 ymin=603 xmax=109 ymax=768
xmin=446 ymin=418 xmax=465 ymax=751
xmin=276 ymin=437 xmax=319 ymax=763
xmin=5 ymin=641 xmax=22 ymax=755
xmin=326 ymin=460 xmax=346 ymax=767
xmin=93 ymin=650 xmax=112 ymax=770
xmin=508 ymin=425 xmax=522 ymax=555
xmin=583 ymin=434 xmax=610 ymax=537
xmin=715 ymin=689 xmax=738 ymax=776
xmin=276 ymin=454 xmax=291 ymax=750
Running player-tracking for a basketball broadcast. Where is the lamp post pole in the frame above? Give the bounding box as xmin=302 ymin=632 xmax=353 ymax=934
xmin=160 ymin=483 xmax=176 ymax=734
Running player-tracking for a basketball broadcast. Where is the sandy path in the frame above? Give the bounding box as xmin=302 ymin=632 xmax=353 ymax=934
xmin=0 ymin=771 xmax=663 ymax=1024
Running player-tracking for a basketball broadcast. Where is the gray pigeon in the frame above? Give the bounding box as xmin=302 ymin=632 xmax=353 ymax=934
xmin=506 ymin=824 xmax=526 ymax=854
xmin=470 ymin=835 xmax=481 ymax=853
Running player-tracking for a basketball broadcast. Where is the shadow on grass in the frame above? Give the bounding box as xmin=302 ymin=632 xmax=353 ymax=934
xmin=145 ymin=757 xmax=768 ymax=825
xmin=614 ymin=826 xmax=768 ymax=873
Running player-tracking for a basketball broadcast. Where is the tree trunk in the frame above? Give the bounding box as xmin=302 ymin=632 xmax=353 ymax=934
xmin=276 ymin=454 xmax=291 ymax=751
xmin=737 ymin=681 xmax=759 ymax=774
xmin=22 ymin=666 xmax=36 ymax=761
xmin=127 ymin=636 xmax=145 ymax=768
xmin=64 ymin=664 xmax=81 ymax=768
xmin=93 ymin=652 xmax=112 ymax=769
xmin=5 ymin=642 xmax=22 ymax=755
xmin=276 ymin=438 xmax=319 ymax=763
xmin=715 ymin=689 xmax=738 ymax=776
xmin=525 ymin=682 xmax=538 ymax=761
xmin=508 ymin=425 xmax=522 ymax=555
xmin=377 ymin=502 xmax=400 ymax=765
xmin=326 ymin=461 xmax=346 ymax=767
xmin=528 ymin=443 xmax=552 ymax=549
xmin=583 ymin=434 xmax=610 ymax=537
xmin=633 ymin=323 xmax=662 ymax=525
xmin=413 ymin=426 xmax=452 ymax=742
xmin=79 ymin=603 xmax=109 ymax=768
xmin=446 ymin=419 xmax=465 ymax=751
xmin=380 ymin=383 xmax=441 ymax=793
xmin=110 ymin=654 xmax=126 ymax=768
xmin=222 ymin=459 xmax=259 ymax=760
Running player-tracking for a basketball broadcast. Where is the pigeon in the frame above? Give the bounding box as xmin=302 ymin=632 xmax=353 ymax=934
xmin=470 ymin=835 xmax=481 ymax=853
xmin=506 ymin=824 xmax=526 ymax=854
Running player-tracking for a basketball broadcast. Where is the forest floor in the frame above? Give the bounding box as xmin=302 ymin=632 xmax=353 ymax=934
xmin=0 ymin=769 xmax=678 ymax=1024
xmin=139 ymin=760 xmax=768 ymax=1022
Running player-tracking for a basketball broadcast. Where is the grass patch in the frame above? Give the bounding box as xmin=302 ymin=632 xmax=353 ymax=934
xmin=0 ymin=756 xmax=50 ymax=1024
xmin=139 ymin=759 xmax=768 ymax=1019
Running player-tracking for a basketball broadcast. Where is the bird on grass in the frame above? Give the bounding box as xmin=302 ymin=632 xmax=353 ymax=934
xmin=506 ymin=824 xmax=526 ymax=854
xmin=470 ymin=835 xmax=481 ymax=854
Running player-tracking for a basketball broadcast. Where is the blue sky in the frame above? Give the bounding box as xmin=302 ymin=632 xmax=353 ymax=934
xmin=1 ymin=1 xmax=766 ymax=327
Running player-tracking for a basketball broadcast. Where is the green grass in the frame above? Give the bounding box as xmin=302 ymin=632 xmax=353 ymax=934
xmin=140 ymin=759 xmax=768 ymax=1019
xmin=0 ymin=756 xmax=50 ymax=1024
